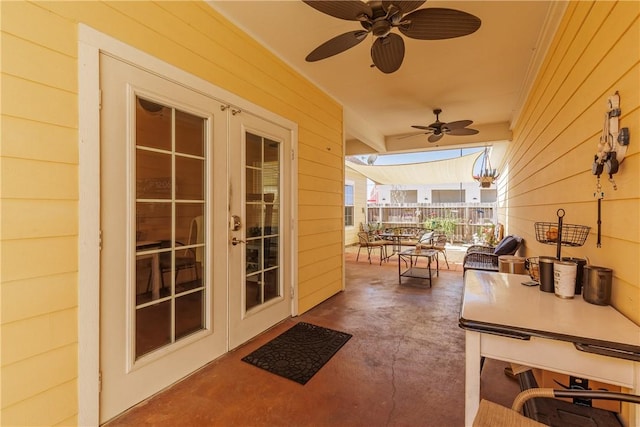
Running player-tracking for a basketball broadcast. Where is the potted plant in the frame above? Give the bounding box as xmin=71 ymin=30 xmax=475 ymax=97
xmin=473 ymin=147 xmax=500 ymax=187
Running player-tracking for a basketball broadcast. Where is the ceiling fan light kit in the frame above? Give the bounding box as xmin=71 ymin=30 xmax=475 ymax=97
xmin=303 ymin=0 xmax=481 ymax=73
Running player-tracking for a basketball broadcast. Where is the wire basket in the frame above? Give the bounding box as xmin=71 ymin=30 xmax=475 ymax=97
xmin=534 ymin=222 xmax=591 ymax=247
xmin=525 ymin=257 xmax=539 ymax=282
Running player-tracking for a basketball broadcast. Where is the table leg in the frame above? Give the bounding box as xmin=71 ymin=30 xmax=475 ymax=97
xmin=465 ymin=330 xmax=481 ymax=426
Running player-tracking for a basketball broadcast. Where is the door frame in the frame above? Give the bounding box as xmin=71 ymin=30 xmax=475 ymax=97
xmin=78 ymin=25 xmax=298 ymax=426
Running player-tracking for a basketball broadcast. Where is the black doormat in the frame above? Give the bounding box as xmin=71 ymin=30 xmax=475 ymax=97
xmin=241 ymin=322 xmax=352 ymax=385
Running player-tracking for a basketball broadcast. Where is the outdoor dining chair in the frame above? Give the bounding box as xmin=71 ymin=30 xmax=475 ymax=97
xmin=356 ymin=231 xmax=388 ymax=265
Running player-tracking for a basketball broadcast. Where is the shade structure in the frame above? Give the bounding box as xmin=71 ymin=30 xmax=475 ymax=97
xmin=346 ymin=151 xmax=481 ymax=185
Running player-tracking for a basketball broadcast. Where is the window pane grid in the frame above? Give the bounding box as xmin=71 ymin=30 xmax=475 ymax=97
xmin=244 ymin=133 xmax=280 ymax=312
xmin=134 ymin=98 xmax=207 ymax=359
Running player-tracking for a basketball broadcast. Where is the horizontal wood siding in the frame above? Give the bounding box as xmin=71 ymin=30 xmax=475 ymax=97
xmin=345 ymin=167 xmax=368 ymax=246
xmin=1 ymin=0 xmax=344 ymax=423
xmin=501 ymin=0 xmax=639 ymax=323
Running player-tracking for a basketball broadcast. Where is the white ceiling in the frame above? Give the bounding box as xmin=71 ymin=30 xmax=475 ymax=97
xmin=210 ymin=1 xmax=566 ymax=155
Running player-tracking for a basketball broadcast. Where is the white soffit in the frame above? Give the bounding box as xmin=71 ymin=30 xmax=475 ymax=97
xmin=344 ymin=107 xmax=386 ymax=153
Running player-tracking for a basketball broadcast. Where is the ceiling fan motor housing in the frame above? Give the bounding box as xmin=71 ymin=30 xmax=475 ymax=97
xmin=371 ymin=20 xmax=391 ymax=37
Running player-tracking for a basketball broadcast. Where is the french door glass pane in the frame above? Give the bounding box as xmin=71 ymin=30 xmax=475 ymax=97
xmin=136 ymin=98 xmax=171 ymax=151
xmin=176 ymin=156 xmax=204 ymax=200
xmin=265 ymin=203 xmax=277 ymax=235
xmin=176 ymin=110 xmax=205 ymax=156
xmin=136 ymin=150 xmax=171 ymax=199
xmin=135 ymin=255 xmax=154 ymax=306
xmin=246 ymin=168 xmax=262 ymax=199
xmin=246 ymin=239 xmax=262 ymax=274
xmin=264 ymin=269 xmax=279 ymax=302
xmin=136 ymin=301 xmax=171 ymax=358
xmin=246 ymin=204 xmax=262 ymax=236
xmin=136 ymin=202 xmax=171 ymax=242
xmin=246 ymin=133 xmax=262 ymax=167
xmin=245 ymin=275 xmax=261 ymax=310
xmin=134 ymin=98 xmax=208 ymax=359
xmin=265 ymin=237 xmax=278 ymax=269
xmin=175 ymin=203 xmax=204 ymax=244
xmin=244 ymin=132 xmax=281 ymax=311
xmin=175 ymin=291 xmax=205 ymax=340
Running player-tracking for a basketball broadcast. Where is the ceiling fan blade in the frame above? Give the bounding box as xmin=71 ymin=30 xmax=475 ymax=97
xmin=306 ymin=30 xmax=369 ymax=62
xmin=411 ymin=125 xmax=435 ymax=131
xmin=382 ymin=0 xmax=425 ymax=15
xmin=443 ymin=119 xmax=473 ymax=130
xmin=448 ymin=128 xmax=479 ymax=136
xmin=371 ymin=33 xmax=405 ymax=74
xmin=302 ymin=0 xmax=372 ymax=21
xmin=399 ymin=8 xmax=481 ymax=40
xmin=428 ymin=133 xmax=444 ymax=143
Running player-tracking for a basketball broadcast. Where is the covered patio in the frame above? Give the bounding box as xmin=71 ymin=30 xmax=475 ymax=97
xmin=105 ymin=253 xmax=517 ymax=426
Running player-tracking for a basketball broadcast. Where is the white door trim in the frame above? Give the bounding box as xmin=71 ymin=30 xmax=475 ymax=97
xmin=78 ymin=25 xmax=298 ymax=425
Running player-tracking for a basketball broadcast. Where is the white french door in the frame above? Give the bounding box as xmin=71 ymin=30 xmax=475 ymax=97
xmin=228 ymin=112 xmax=293 ymax=349
xmin=98 ymin=52 xmax=294 ymax=423
xmin=99 ymin=54 xmax=228 ymax=423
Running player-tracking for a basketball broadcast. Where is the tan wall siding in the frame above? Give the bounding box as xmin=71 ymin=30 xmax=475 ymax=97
xmin=500 ymin=0 xmax=639 ymax=324
xmin=345 ymin=167 xmax=368 ymax=246
xmin=1 ymin=1 xmax=343 ymax=423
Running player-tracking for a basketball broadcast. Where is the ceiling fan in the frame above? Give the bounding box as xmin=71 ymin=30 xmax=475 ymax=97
xmin=302 ymin=0 xmax=481 ymax=74
xmin=410 ymin=109 xmax=479 ymax=143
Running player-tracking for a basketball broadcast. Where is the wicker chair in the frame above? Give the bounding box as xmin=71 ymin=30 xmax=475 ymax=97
xmin=356 ymin=231 xmax=388 ymax=265
xmin=474 ymin=387 xmax=640 ymax=427
xmin=463 ymin=235 xmax=523 ymax=274
xmin=417 ymin=232 xmax=449 ymax=268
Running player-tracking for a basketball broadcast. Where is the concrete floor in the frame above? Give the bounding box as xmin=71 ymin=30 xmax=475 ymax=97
xmin=106 ymin=245 xmax=518 ymax=426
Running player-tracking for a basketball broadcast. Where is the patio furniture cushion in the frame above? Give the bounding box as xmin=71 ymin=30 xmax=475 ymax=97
xmin=493 ymin=235 xmax=519 ymax=255
xmin=419 ymin=231 xmax=434 ymax=244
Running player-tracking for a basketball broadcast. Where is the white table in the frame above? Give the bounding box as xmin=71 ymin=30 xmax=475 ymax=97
xmin=460 ymin=270 xmax=640 ymax=426
xmin=136 ymin=240 xmax=162 ymax=300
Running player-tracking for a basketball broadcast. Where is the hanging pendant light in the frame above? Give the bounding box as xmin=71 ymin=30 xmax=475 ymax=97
xmin=473 ymin=147 xmax=500 ymax=188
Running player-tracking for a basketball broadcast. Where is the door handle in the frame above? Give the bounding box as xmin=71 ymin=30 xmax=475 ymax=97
xmin=231 ymin=237 xmax=245 ymax=246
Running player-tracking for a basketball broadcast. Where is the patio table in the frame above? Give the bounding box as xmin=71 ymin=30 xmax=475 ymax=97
xmin=398 ymin=248 xmax=438 ymax=287
xmin=379 ymin=232 xmax=416 ymax=257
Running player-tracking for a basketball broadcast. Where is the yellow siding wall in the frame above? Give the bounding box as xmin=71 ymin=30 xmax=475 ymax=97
xmin=499 ymin=1 xmax=639 ymax=324
xmin=0 ymin=1 xmax=343 ymax=424
xmin=345 ymin=167 xmax=368 ymax=246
